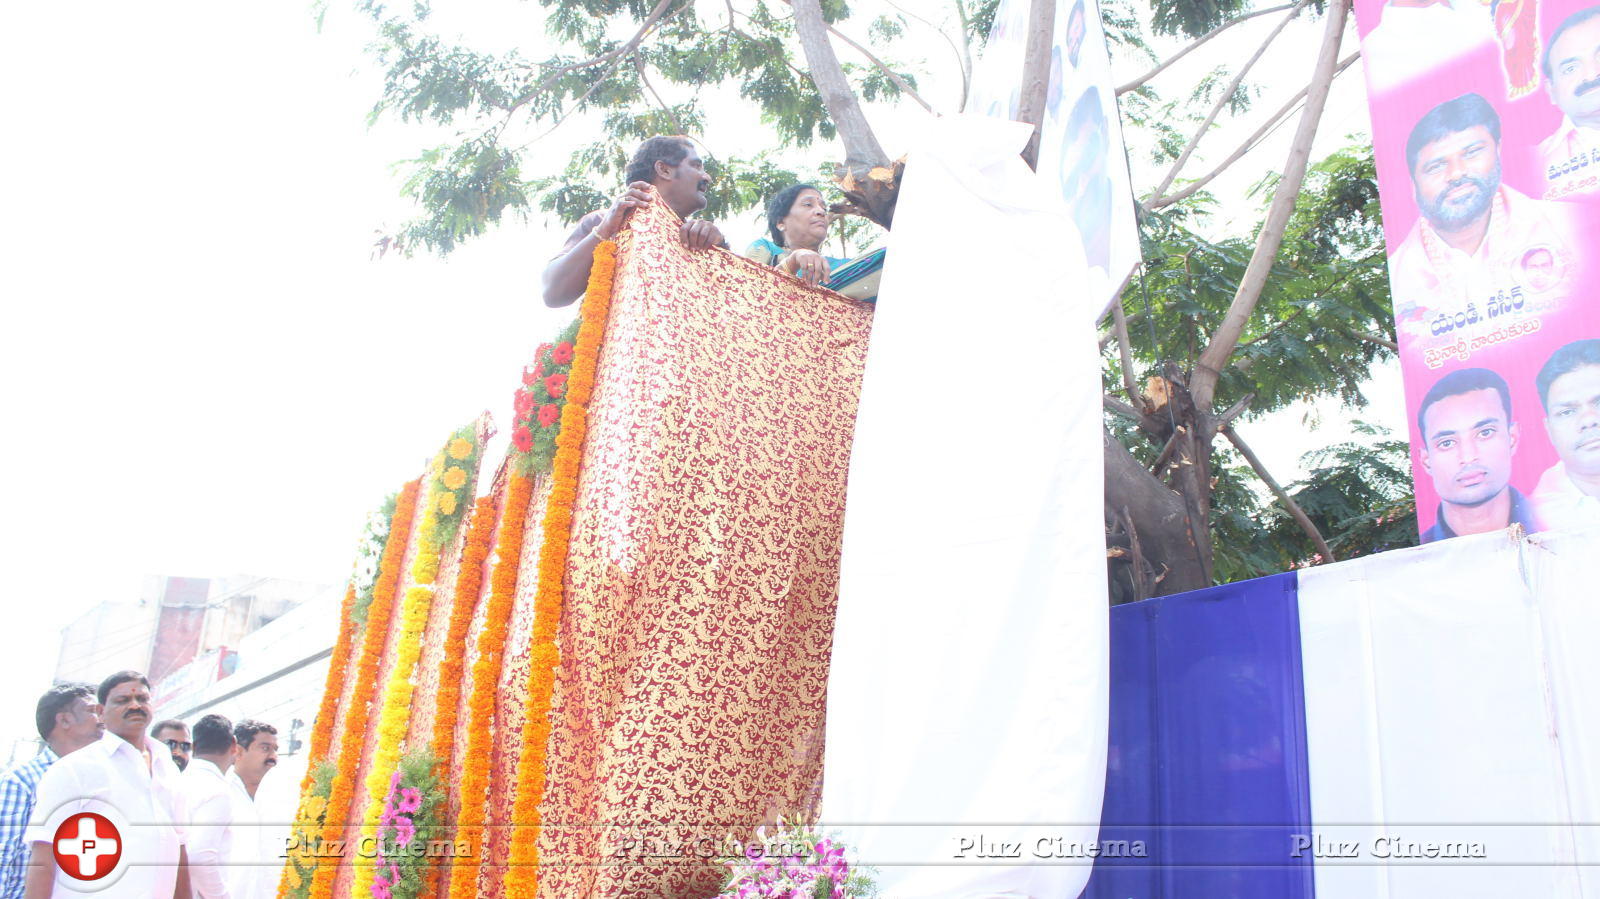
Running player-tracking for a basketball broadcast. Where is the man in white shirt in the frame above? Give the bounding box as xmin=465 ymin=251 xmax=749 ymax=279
xmin=1532 ymin=339 xmax=1600 ymax=529
xmin=225 ymin=721 xmax=277 ymax=899
xmin=23 ymin=671 xmax=187 ymax=898
xmin=1539 ymin=5 xmax=1600 ymax=198
xmin=176 ymin=715 xmax=254 ymax=899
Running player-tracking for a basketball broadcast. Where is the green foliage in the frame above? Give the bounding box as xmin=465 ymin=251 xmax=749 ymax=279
xmin=351 ymin=492 xmax=399 ymax=626
xmin=374 ymin=748 xmax=445 ymax=899
xmin=1150 ymin=0 xmax=1251 ymax=38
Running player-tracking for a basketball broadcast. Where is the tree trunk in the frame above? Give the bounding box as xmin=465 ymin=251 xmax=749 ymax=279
xmin=1015 ymin=0 xmax=1058 ymax=168
xmin=1103 ymin=432 xmax=1211 ymax=598
xmin=790 ymin=0 xmax=890 ymax=170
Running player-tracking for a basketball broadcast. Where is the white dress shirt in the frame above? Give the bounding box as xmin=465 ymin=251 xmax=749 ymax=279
xmin=25 ymin=732 xmax=183 ymax=898
xmin=176 ymin=758 xmax=257 ymax=899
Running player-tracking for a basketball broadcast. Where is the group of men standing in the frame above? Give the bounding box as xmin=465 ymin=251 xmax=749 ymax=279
xmin=0 ymin=672 xmax=280 ymax=898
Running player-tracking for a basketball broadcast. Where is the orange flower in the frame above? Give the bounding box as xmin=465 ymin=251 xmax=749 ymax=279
xmin=445 ymin=475 xmax=534 ymax=899
xmin=308 ymin=479 xmax=420 ymax=899
xmin=423 ymin=493 xmax=496 ymax=894
xmin=503 ymin=238 xmax=616 ymax=899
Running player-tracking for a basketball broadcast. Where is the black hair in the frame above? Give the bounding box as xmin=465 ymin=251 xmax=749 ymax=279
xmin=150 ymin=718 xmax=187 ymax=738
xmin=624 ymin=136 xmax=695 ymax=186
xmin=1406 ymin=93 xmax=1501 ymax=176
xmin=192 ymin=714 xmax=235 ymax=755
xmin=35 ymin=683 xmax=94 ymax=741
xmin=97 ymin=670 xmax=150 ymax=705
xmin=1536 ymin=339 xmax=1600 ymax=410
xmin=765 ymin=183 xmax=823 ymax=247
xmin=1544 ymin=5 xmax=1600 ymax=79
xmin=1067 ymin=89 xmax=1106 ymax=135
xmin=235 ymin=719 xmax=278 ymax=750
xmin=1417 ymin=367 xmax=1512 ymax=436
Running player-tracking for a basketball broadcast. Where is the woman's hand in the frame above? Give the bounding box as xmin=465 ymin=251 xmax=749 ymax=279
xmin=782 ymin=248 xmax=832 ymax=286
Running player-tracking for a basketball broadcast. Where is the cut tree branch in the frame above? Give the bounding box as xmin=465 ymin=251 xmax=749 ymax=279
xmin=791 ymin=0 xmax=891 ymax=169
xmin=1116 ymin=3 xmax=1297 ymax=95
xmin=825 ymin=21 xmax=935 ymax=112
xmin=1144 ymin=51 xmax=1359 ymax=211
xmin=1149 ymin=0 xmax=1312 ymax=201
xmin=1191 ymin=0 xmax=1349 ymax=412
xmin=1223 ymin=425 xmax=1335 ymax=562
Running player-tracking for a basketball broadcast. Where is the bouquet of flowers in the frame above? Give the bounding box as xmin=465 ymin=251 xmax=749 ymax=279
xmin=718 ymin=818 xmax=877 ymax=898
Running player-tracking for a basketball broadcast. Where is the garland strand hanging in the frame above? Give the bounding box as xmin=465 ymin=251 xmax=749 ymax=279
xmin=444 ymin=474 xmax=535 ymax=899
xmin=308 ymin=479 xmax=421 ymax=899
xmin=503 ymin=238 xmax=617 ymax=898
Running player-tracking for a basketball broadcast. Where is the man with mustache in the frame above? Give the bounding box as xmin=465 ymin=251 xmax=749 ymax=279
xmin=225 ymin=720 xmax=276 ymax=899
xmin=542 ymin=135 xmax=726 ymax=307
xmin=23 ymin=671 xmax=188 ymax=898
xmin=152 ymin=719 xmax=192 ymax=772
xmin=1539 ymin=5 xmax=1600 ymax=198
xmin=1416 ymin=367 xmax=1538 ymax=542
xmin=1531 ymin=339 xmax=1600 ymax=529
xmin=1389 ymin=93 xmax=1576 ymax=347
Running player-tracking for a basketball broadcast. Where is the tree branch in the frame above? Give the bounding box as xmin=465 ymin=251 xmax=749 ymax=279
xmin=1111 ymin=299 xmax=1141 ymax=404
xmin=1144 ymin=51 xmax=1359 ymax=211
xmin=1148 ymin=0 xmax=1312 ymax=201
xmin=1351 ymin=330 xmax=1398 ymax=351
xmin=1104 ymin=395 xmax=1145 ymax=421
xmin=1116 ymin=3 xmax=1298 ymax=95
xmin=1191 ymin=0 xmax=1349 ymax=412
xmin=1223 ymin=425 xmax=1335 ymax=562
xmin=635 ymin=54 xmax=685 ymax=133
xmin=791 ymin=0 xmax=890 ymax=169
xmin=824 ymin=21 xmax=935 ymax=112
xmin=1016 ymin=0 xmax=1058 ymax=168
xmin=884 ymin=0 xmax=968 ymax=109
xmin=507 ymin=0 xmax=676 ymax=115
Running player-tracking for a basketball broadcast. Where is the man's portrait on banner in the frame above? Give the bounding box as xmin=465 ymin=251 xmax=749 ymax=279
xmin=1389 ymin=92 xmax=1579 ymax=348
xmin=1416 ymin=367 xmax=1540 ymax=541
xmin=1532 ymin=338 xmax=1600 ymax=529
xmin=1539 ymin=5 xmax=1600 ymax=197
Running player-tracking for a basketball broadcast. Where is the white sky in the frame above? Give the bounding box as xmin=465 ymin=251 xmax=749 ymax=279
xmin=0 ymin=0 xmax=1401 ymax=757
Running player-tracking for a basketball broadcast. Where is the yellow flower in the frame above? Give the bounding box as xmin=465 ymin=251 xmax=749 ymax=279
xmin=438 ymin=491 xmax=458 ymax=516
xmin=442 ymin=466 xmax=468 ymax=490
xmin=448 ymin=437 xmax=473 ymax=460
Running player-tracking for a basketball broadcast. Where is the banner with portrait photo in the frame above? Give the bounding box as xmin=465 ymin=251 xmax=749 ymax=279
xmin=966 ymin=0 xmax=1141 ymax=316
xmin=1354 ymin=0 xmax=1600 ymax=541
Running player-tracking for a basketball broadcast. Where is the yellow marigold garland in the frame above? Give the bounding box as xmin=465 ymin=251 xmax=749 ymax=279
xmin=445 ymin=474 xmax=535 ymax=899
xmin=277 ymin=582 xmax=359 ymax=898
xmin=353 ymin=446 xmax=454 ymax=899
xmin=308 ymin=479 xmax=421 ymax=899
xmin=503 ymin=238 xmax=617 ymax=898
xmin=422 ymin=492 xmax=496 ymax=895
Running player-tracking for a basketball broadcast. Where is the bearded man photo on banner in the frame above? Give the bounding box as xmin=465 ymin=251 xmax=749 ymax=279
xmin=1389 ymin=92 xmax=1579 ymax=346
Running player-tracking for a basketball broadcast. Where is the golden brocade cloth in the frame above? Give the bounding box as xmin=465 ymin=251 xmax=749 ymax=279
xmin=534 ymin=197 xmax=874 ymax=898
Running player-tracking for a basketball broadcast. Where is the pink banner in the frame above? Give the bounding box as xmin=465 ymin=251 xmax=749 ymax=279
xmin=1356 ymin=0 xmax=1600 ymax=540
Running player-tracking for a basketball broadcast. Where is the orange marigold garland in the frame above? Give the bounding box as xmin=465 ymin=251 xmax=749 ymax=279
xmin=308 ymin=479 xmax=421 ymax=899
xmin=422 ymin=491 xmax=496 ymax=894
xmin=277 ymin=582 xmax=359 ymax=898
xmin=446 ymin=474 xmax=535 ymax=899
xmin=503 ymin=238 xmax=617 ymax=898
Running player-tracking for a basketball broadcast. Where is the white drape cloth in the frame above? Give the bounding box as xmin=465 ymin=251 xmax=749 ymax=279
xmin=821 ymin=115 xmax=1109 ymax=898
xmin=1298 ymin=525 xmax=1600 ymax=898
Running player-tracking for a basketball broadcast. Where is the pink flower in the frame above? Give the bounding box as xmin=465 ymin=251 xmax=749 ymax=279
xmin=397 ymin=787 xmax=422 ymax=815
xmin=371 ymin=872 xmax=391 ymax=899
xmin=394 ymin=818 xmax=416 ymax=847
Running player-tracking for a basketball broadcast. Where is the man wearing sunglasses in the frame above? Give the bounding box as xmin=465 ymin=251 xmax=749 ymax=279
xmin=152 ymin=719 xmax=192 ymax=772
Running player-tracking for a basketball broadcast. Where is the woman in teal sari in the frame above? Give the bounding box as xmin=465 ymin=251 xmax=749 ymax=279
xmin=744 ymin=183 xmax=850 ymax=287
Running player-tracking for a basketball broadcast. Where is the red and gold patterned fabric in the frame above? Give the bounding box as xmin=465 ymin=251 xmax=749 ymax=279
xmin=532 ymin=196 xmax=874 ymax=898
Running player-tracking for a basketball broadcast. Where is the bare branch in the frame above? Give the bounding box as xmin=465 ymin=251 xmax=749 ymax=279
xmin=1191 ymin=0 xmax=1350 ymax=412
xmin=1104 ymin=395 xmax=1145 ymax=421
xmin=1017 ymin=0 xmax=1058 ymax=168
xmin=885 ymin=0 xmax=969 ymax=109
xmin=954 ymin=0 xmax=975 ymax=110
xmin=1116 ymin=3 xmax=1298 ymax=95
xmin=1111 ymin=300 xmax=1141 ymax=404
xmin=1144 ymin=52 xmax=1359 ymax=211
xmin=1214 ymin=392 xmax=1255 ymax=429
xmin=1351 ymin=330 xmax=1399 ymax=351
xmin=824 ymin=22 xmax=935 ymax=112
xmin=1223 ymin=425 xmax=1335 ymax=562
xmin=791 ymin=0 xmax=890 ymax=168
xmin=635 ymin=54 xmax=685 ymax=134
xmin=1149 ymin=0 xmax=1312 ymax=201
